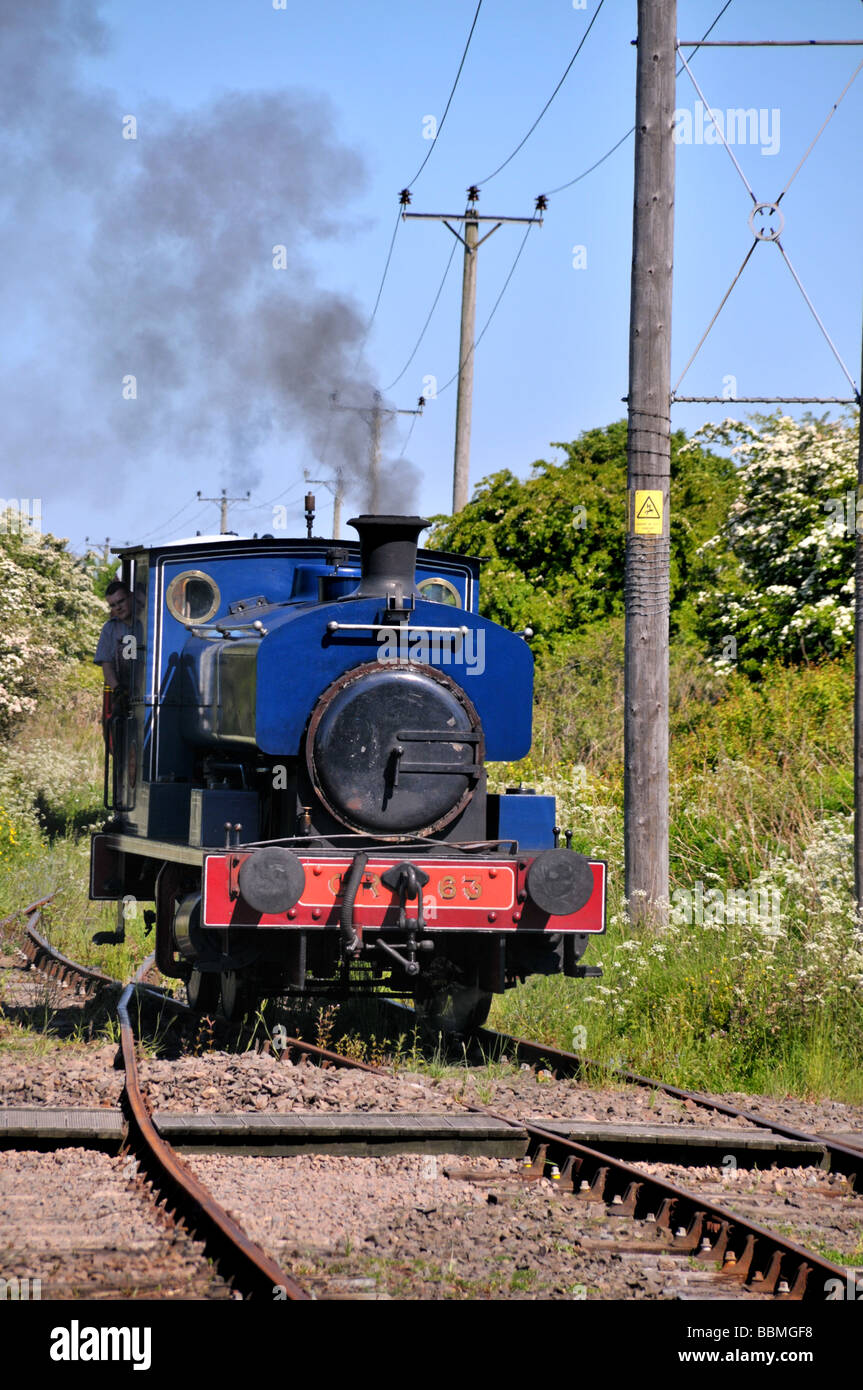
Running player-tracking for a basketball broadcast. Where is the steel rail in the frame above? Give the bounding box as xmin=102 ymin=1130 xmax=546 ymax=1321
xmin=15 ymin=911 xmax=860 ymax=1180
xmin=274 ymin=1035 xmax=383 ymax=1073
xmin=7 ymin=900 xmax=308 ymax=1300
xmin=467 ymin=1021 xmax=863 ymax=1179
xmin=266 ymin=1013 xmax=853 ymax=1300
xmin=15 ymin=902 xmax=190 ymax=1021
xmin=16 ymin=901 xmax=116 ymax=997
xmin=12 ymin=896 xmax=198 ymax=1023
xmin=118 ymin=956 xmax=309 ymax=1301
xmin=506 ymin=1118 xmax=850 ymax=1300
xmin=0 ymin=892 xmax=58 ymax=928
xmin=11 ymin=899 xmax=361 ymax=1054
xmin=380 ymin=998 xmax=863 ymax=1172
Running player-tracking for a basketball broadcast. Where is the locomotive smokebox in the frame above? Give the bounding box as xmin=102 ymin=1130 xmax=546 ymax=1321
xmin=348 ymin=514 xmax=429 ymax=601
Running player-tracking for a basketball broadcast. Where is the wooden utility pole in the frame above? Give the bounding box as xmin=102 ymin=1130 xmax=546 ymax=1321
xmin=330 ymin=392 xmax=424 ymax=517
xmin=85 ymin=536 xmax=111 ymax=565
xmin=402 ymin=189 xmax=542 ymax=513
xmin=197 ymin=487 xmax=250 ymax=534
xmin=305 ymin=470 xmax=344 ymax=538
xmin=624 ymin=0 xmax=676 ymax=928
xmin=333 ymin=471 xmax=344 ymax=538
xmin=370 ymin=395 xmax=383 ymax=513
xmin=453 ymin=204 xmax=479 ymax=514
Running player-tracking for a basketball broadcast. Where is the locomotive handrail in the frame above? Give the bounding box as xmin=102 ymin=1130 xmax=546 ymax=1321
xmin=214 ymin=618 xmax=268 ymax=635
xmin=188 ymin=625 xmax=266 ymax=640
xmin=326 ymin=621 xmax=470 ymax=635
xmin=223 ymin=834 xmax=520 ymax=853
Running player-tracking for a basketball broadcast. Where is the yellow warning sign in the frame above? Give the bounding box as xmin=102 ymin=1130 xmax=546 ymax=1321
xmin=632 ymin=490 xmax=663 ymax=536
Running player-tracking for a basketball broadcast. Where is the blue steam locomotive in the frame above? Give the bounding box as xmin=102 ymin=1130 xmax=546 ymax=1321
xmin=90 ymin=514 xmax=605 ymax=1026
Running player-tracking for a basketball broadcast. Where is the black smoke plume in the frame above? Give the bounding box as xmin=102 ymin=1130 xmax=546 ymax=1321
xmin=0 ymin=1 xmax=417 ymax=528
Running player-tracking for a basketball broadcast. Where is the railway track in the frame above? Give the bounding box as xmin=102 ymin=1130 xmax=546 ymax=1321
xmin=464 ymin=1013 xmax=863 ymax=1183
xmin=2 ymin=897 xmax=308 ymax=1301
xmin=0 ymin=1147 xmax=238 ymax=1301
xmin=2 ymin=899 xmax=860 ymax=1303
xmin=119 ymin=960 xmax=307 ymax=1301
xmin=313 ymin=1045 xmax=858 ymax=1300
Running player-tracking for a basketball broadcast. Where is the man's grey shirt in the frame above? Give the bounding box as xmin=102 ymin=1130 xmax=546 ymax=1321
xmin=94 ymin=618 xmax=134 ymax=684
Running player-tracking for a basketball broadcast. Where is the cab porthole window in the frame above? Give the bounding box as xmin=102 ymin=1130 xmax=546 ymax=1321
xmin=417 ymin=576 xmax=461 ymax=607
xmin=166 ymin=571 xmax=220 ymax=624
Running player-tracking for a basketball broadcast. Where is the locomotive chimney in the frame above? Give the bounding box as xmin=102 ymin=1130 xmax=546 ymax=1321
xmin=347 ymin=515 xmax=428 ymax=601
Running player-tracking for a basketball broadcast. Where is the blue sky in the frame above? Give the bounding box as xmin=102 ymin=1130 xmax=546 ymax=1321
xmin=4 ymin=0 xmax=862 ymax=552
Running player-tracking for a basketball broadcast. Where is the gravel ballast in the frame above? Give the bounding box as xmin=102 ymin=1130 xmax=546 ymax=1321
xmin=1 ymin=1048 xmax=862 ymax=1140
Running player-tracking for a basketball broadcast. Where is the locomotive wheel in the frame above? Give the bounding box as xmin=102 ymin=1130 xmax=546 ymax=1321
xmin=418 ymin=985 xmax=493 ymax=1037
xmin=186 ymin=966 xmax=220 ymax=1013
xmin=220 ymin=969 xmax=253 ymax=1021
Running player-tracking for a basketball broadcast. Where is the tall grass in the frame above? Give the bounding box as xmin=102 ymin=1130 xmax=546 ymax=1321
xmin=0 ymin=662 xmax=151 ymax=986
xmin=489 ymin=633 xmax=862 ymax=1101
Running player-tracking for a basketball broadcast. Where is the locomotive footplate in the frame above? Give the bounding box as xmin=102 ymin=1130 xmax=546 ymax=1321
xmin=202 ymin=850 xmax=607 ymax=936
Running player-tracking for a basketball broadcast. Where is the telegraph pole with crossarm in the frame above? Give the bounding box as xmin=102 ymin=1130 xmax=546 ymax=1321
xmin=197 ymin=488 xmax=250 ymax=534
xmin=329 ymin=391 xmax=424 ymax=518
xmin=401 ymin=187 xmax=543 ymax=513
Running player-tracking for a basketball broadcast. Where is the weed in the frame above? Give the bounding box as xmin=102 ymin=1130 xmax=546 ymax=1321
xmin=813 ymin=1232 xmax=863 ymax=1267
xmin=98 ymin=1017 xmax=121 ymax=1046
xmin=334 ymin=1032 xmax=369 ymax=1064
xmin=242 ymin=1000 xmax=278 ymax=1053
xmin=192 ymin=1014 xmax=216 ymax=1056
xmin=315 ymin=1004 xmax=337 ymax=1052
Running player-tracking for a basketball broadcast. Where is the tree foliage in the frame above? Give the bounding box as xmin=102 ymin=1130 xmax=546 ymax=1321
xmin=690 ymin=414 xmax=859 ymax=676
xmin=88 ymin=550 xmax=122 ymax=600
xmin=0 ymin=510 xmax=104 ymax=735
xmin=427 ymin=421 xmax=737 ymax=656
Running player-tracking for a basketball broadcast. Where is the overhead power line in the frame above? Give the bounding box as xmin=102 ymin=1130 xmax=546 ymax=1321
xmin=542 ymin=0 xmax=735 ymax=198
xmin=384 ymin=236 xmax=459 ymax=392
xmin=360 ymin=0 xmax=484 ymax=350
xmin=253 ymin=480 xmax=302 ymax=511
xmin=543 ymin=126 xmax=634 ymax=199
xmin=143 ymin=508 xmax=212 ymax=546
xmin=476 ymin=0 xmax=608 ymax=187
xmin=398 ymin=408 xmax=421 ymax=459
xmin=404 ymin=0 xmax=484 ymax=190
xmin=140 ymin=496 xmax=203 ymax=544
xmin=352 ymin=208 xmax=400 ymax=358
